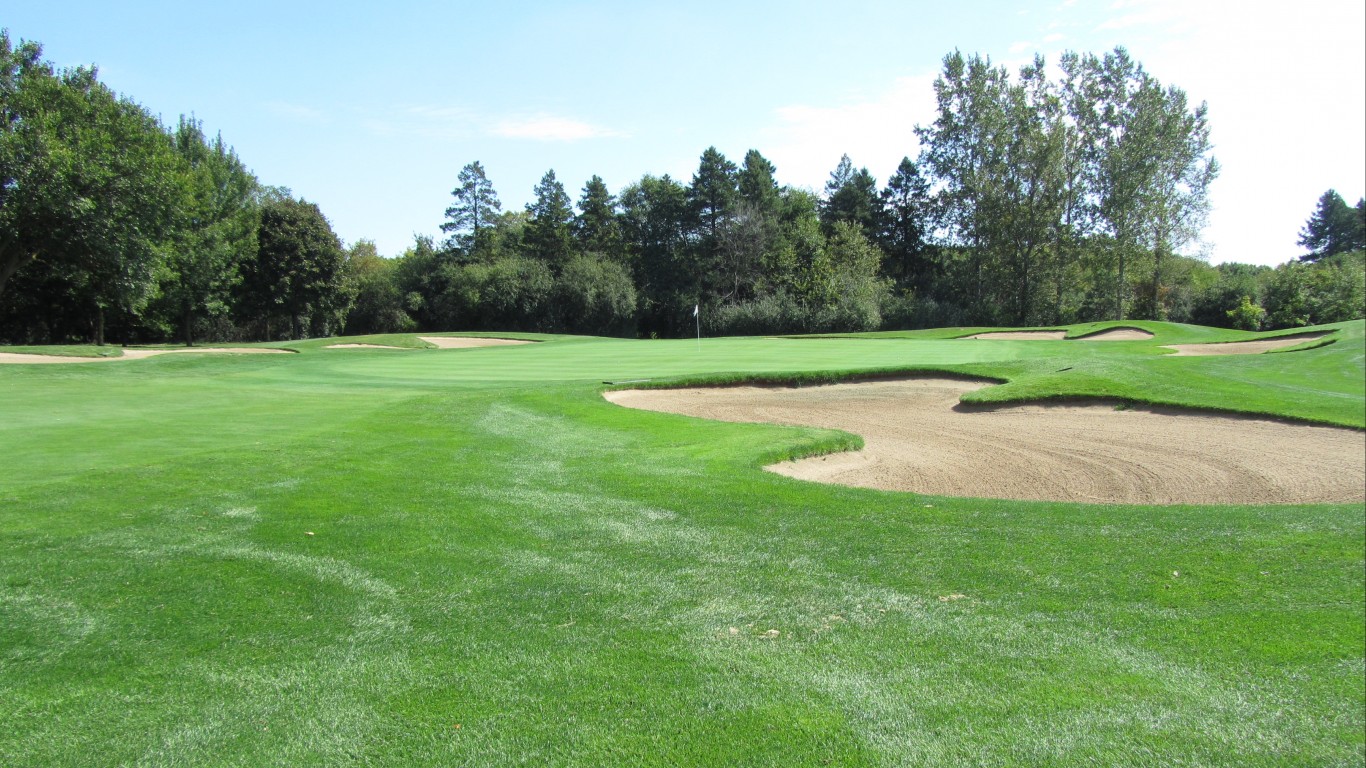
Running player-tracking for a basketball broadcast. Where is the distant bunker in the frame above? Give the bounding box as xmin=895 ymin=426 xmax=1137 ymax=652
xmin=419 ymin=337 xmax=535 ymax=349
xmin=0 ymin=348 xmax=290 ymax=364
xmin=1161 ymin=332 xmax=1329 ymax=356
xmin=605 ymin=378 xmax=1365 ymax=505
xmin=967 ymin=328 xmax=1154 ymax=341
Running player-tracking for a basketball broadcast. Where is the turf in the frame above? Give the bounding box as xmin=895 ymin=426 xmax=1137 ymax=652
xmin=1 ymin=320 xmax=1363 ymax=766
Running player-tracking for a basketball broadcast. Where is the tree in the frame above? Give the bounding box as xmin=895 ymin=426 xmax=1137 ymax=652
xmin=1 ymin=35 xmax=181 ymax=343
xmin=1298 ymin=189 xmax=1360 ymax=260
xmin=620 ymin=174 xmax=692 ymax=335
xmin=552 ymin=253 xmax=637 ymax=335
xmin=689 ymin=146 xmax=738 ymax=245
xmin=159 ymin=116 xmax=259 ymax=345
xmin=821 ymin=154 xmax=882 ymax=242
xmin=440 ymin=161 xmax=501 ymax=259
xmin=524 ymin=169 xmax=575 ymax=271
xmin=574 ymin=175 xmax=622 ymax=258
xmin=879 ymin=156 xmax=934 ymax=289
xmin=1078 ymin=48 xmax=1217 ymax=319
xmin=239 ymin=196 xmax=350 ymax=339
xmin=0 ymin=30 xmax=56 ymax=299
xmin=737 ymin=149 xmax=779 ymax=214
xmin=342 ymin=239 xmax=413 ymax=335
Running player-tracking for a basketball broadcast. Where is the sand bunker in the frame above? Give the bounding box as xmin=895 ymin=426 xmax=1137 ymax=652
xmin=0 ymin=347 xmax=290 ymax=364
xmin=605 ymin=379 xmax=1365 ymax=505
xmin=1076 ymin=327 xmax=1155 ymax=341
xmin=324 ymin=343 xmax=406 ymax=349
xmin=966 ymin=330 xmax=1067 ymax=340
xmin=1162 ymin=333 xmax=1329 ymax=356
xmin=418 ymin=336 xmax=533 ymax=349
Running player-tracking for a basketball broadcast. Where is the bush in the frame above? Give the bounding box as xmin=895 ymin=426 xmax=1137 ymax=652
xmin=551 ymin=254 xmax=637 ymax=336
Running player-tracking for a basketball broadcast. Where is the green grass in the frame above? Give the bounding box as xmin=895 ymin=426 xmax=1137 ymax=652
xmin=2 ymin=321 xmax=1363 ymax=766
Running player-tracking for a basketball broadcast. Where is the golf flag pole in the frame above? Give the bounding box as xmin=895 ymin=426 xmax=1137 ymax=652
xmin=694 ymin=304 xmax=700 ymax=351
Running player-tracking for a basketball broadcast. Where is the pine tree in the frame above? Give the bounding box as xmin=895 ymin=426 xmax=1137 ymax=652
xmin=525 ymin=169 xmax=575 ymax=270
xmin=737 ymin=149 xmax=779 ymax=214
xmin=880 ymin=157 xmax=933 ymax=289
xmin=441 ymin=161 xmax=501 ymax=260
xmin=821 ymin=154 xmax=882 ymax=242
xmin=574 ymin=175 xmax=622 ymax=258
xmin=1298 ymin=189 xmax=1359 ymax=260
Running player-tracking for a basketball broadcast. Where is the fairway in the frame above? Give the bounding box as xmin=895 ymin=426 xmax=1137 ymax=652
xmin=2 ymin=321 xmax=1364 ymax=766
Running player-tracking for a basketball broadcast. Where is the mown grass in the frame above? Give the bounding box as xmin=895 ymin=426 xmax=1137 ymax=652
xmin=1 ymin=321 xmax=1362 ymax=766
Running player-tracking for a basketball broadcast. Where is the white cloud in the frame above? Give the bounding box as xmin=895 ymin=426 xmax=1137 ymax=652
xmin=762 ymin=73 xmax=939 ymax=190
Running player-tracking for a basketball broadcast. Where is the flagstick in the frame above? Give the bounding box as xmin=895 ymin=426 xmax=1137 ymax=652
xmin=695 ymin=310 xmax=701 ymax=352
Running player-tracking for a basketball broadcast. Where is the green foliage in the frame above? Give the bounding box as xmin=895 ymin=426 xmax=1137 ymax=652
xmin=524 ymin=169 xmax=575 ymax=270
xmin=440 ymin=161 xmax=501 ymax=259
xmin=1298 ymin=189 xmax=1363 ymax=260
xmin=736 ymin=149 xmax=779 ymax=214
xmin=238 ymin=196 xmax=351 ymax=339
xmin=879 ymin=156 xmax=934 ymax=289
xmin=820 ymin=154 xmax=882 ymax=242
xmin=551 ymin=253 xmax=637 ymax=335
xmin=574 ymin=175 xmax=623 ymax=259
xmin=1225 ymin=294 xmax=1266 ymax=330
xmin=342 ymin=240 xmax=414 ymax=335
xmin=441 ymin=256 xmax=553 ymax=331
xmin=154 ymin=116 xmax=260 ymax=345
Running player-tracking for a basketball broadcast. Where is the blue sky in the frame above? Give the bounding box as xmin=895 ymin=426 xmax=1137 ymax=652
xmin=6 ymin=0 xmax=1364 ymax=265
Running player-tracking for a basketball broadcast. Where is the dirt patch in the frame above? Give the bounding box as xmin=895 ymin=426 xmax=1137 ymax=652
xmin=605 ymin=379 xmax=1365 ymax=505
xmin=324 ymin=343 xmax=407 ymax=349
xmin=966 ymin=330 xmax=1067 ymax=340
xmin=418 ymin=336 xmax=534 ymax=349
xmin=0 ymin=348 xmax=290 ymax=364
xmin=1075 ymin=328 xmax=1155 ymax=341
xmin=1162 ymin=333 xmax=1329 ymax=356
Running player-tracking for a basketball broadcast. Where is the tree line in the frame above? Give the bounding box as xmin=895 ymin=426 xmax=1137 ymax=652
xmin=1 ymin=31 xmax=348 ymax=345
xmin=2 ymin=32 xmax=1361 ymax=345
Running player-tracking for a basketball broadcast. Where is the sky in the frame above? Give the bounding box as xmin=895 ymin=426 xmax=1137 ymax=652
xmin=6 ymin=0 xmax=1364 ymax=266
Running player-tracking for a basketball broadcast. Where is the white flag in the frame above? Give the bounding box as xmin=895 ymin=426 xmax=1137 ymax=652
xmin=693 ymin=304 xmax=699 ymax=317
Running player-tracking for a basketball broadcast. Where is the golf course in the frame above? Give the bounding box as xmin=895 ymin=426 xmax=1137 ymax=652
xmin=2 ymin=320 xmax=1363 ymax=766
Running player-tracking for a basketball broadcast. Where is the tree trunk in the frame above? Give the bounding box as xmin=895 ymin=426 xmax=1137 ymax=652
xmin=0 ymin=250 xmax=38 ymax=301
xmin=95 ymin=305 xmax=106 ymax=347
xmin=183 ymin=303 xmax=195 ymax=347
xmin=1116 ymin=244 xmax=1127 ymax=321
xmin=1149 ymin=227 xmax=1166 ymax=321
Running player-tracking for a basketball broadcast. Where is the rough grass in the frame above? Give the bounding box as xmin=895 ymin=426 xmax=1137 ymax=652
xmin=1 ymin=320 xmax=1362 ymax=766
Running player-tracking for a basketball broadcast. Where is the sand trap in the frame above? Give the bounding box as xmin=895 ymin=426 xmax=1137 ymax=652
xmin=0 ymin=347 xmax=291 ymax=364
xmin=966 ymin=330 xmax=1067 ymax=340
xmin=1162 ymin=333 xmax=1329 ymax=356
xmin=324 ymin=343 xmax=406 ymax=349
xmin=605 ymin=379 xmax=1365 ymax=505
xmin=1075 ymin=327 xmax=1155 ymax=341
xmin=418 ymin=336 xmax=534 ymax=349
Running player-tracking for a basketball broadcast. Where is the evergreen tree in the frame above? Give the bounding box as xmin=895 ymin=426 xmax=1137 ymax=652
xmin=821 ymin=154 xmax=882 ymax=242
xmin=574 ymin=175 xmax=622 ymax=258
xmin=689 ymin=146 xmax=738 ymax=243
xmin=737 ymin=149 xmax=779 ymax=214
xmin=441 ymin=161 xmax=501 ymax=259
xmin=1298 ymin=189 xmax=1360 ymax=260
xmin=879 ymin=157 xmax=934 ymax=289
xmin=525 ymin=169 xmax=575 ymax=271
